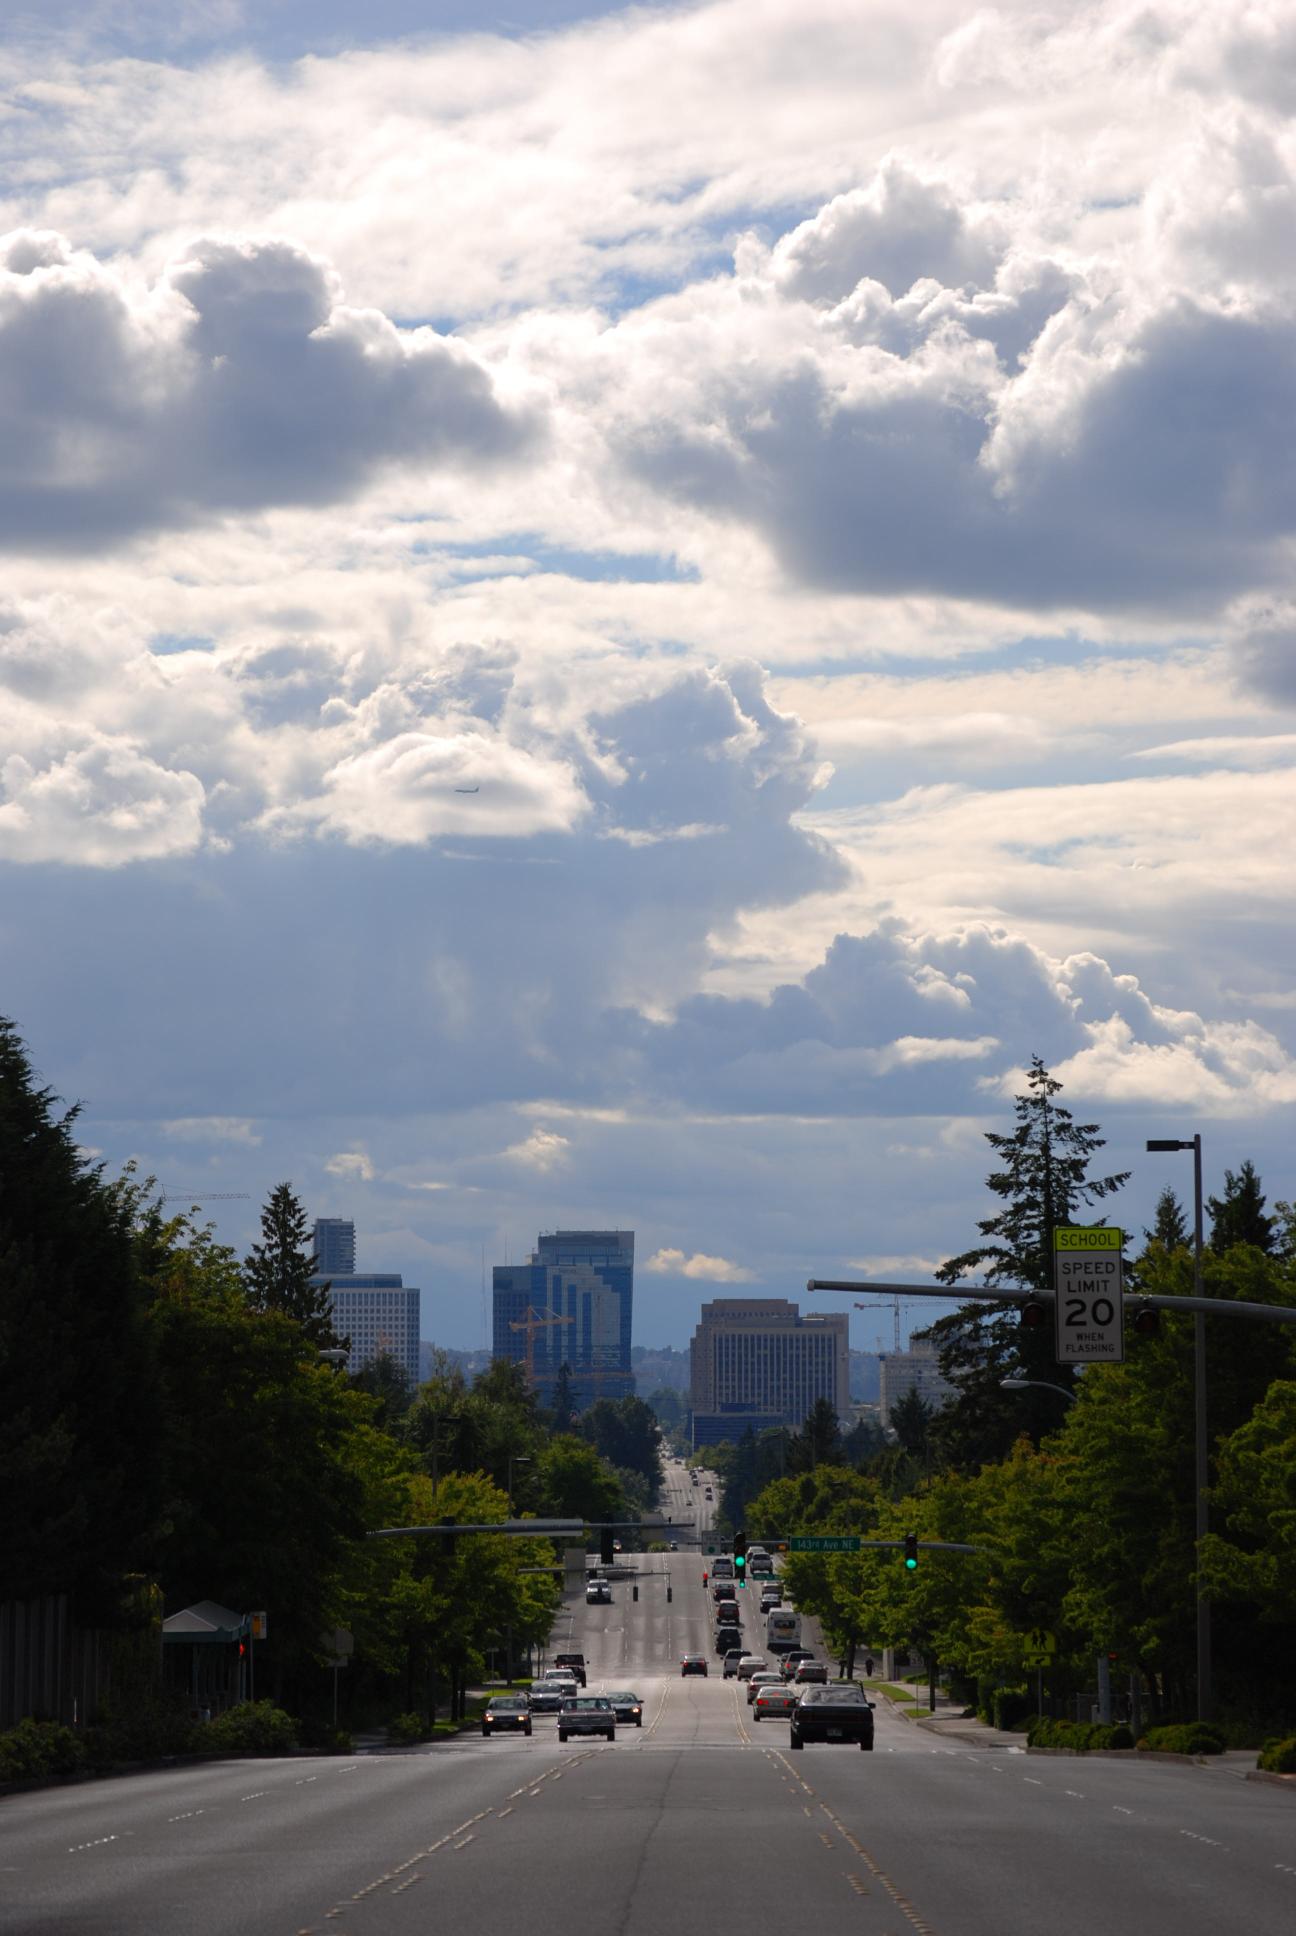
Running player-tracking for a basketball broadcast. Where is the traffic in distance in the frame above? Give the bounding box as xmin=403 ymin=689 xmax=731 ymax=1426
xmin=484 ymin=1465 xmax=876 ymax=1755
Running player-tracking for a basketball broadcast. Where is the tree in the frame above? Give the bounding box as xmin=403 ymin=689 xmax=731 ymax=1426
xmin=538 ymin=1435 xmax=625 ymax=1522
xmin=1208 ymin=1160 xmax=1275 ymax=1254
xmin=350 ymin=1351 xmax=414 ymax=1428
xmin=579 ymin=1396 xmax=663 ymax=1493
xmin=550 ymin=1362 xmax=576 ymax=1436
xmin=926 ymin=1056 xmax=1129 ymax=1469
xmin=889 ymin=1388 xmax=936 ymax=1457
xmin=244 ymin=1183 xmax=343 ymax=1351
xmin=787 ymin=1397 xmax=845 ymax=1474
xmin=1147 ymin=1186 xmax=1188 ymax=1249
xmin=0 ymin=1019 xmax=161 ymax=1619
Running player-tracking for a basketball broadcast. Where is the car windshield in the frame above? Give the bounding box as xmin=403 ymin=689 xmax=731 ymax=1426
xmin=573 ymin=1698 xmax=609 ymax=1710
xmin=608 ymin=1691 xmax=639 ymax=1701
xmin=802 ymin=1686 xmax=865 ymax=1703
xmin=488 ymin=1697 xmax=527 ymax=1711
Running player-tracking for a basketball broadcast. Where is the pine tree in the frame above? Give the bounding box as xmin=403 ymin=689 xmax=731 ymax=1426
xmin=926 ymin=1056 xmax=1128 ymax=1468
xmin=551 ymin=1361 xmax=576 ymax=1435
xmin=1207 ymin=1160 xmax=1275 ymax=1254
xmin=1147 ymin=1186 xmax=1189 ymax=1249
xmin=243 ymin=1182 xmax=344 ymax=1351
xmin=937 ymin=1055 xmax=1129 ymax=1290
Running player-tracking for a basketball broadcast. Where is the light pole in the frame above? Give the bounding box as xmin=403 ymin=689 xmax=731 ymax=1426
xmin=1147 ymin=1133 xmax=1210 ymax=1721
xmin=1000 ymin=1376 xmax=1078 ymax=1405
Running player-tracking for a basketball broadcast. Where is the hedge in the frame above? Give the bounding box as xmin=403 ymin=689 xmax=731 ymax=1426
xmin=1257 ymin=1735 xmax=1296 ymax=1774
xmin=0 ymin=1718 xmax=87 ymax=1782
xmin=1027 ymin=1716 xmax=1135 ymax=1751
xmin=1137 ymin=1722 xmax=1225 ymax=1756
xmin=200 ymin=1701 xmax=298 ymax=1756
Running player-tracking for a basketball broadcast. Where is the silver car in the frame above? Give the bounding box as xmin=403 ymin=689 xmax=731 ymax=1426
xmin=558 ymin=1696 xmax=616 ymax=1743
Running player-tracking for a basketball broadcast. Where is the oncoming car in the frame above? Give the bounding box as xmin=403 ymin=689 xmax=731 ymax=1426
xmin=481 ymin=1694 xmax=532 ymax=1737
xmin=606 ymin=1690 xmax=644 ymax=1727
xmin=558 ymin=1696 xmax=616 ymax=1743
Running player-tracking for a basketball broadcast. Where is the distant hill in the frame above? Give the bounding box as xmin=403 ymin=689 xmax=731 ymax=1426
xmin=632 ymin=1344 xmax=690 ymax=1393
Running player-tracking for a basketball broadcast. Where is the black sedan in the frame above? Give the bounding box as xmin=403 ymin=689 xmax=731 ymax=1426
xmin=789 ymin=1684 xmax=875 ymax=1751
xmin=680 ymin=1654 xmax=708 ymax=1677
xmin=606 ymin=1689 xmax=645 ymax=1726
xmin=482 ymin=1694 xmax=533 ymax=1737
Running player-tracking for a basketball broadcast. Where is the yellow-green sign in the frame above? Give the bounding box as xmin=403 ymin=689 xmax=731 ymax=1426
xmin=1054 ymin=1226 xmax=1122 ymax=1251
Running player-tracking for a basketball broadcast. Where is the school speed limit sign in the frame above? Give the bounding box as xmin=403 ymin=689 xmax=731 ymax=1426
xmin=1053 ymin=1226 xmax=1124 ymax=1364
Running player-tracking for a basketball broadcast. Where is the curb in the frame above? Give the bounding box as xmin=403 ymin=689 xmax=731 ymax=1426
xmin=1246 ymin=1770 xmax=1296 ymax=1790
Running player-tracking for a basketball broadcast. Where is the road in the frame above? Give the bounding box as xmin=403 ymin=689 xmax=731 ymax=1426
xmin=3 ymin=1457 xmax=1294 ymax=1935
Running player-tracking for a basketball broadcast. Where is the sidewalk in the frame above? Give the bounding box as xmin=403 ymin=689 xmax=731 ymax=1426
xmin=873 ymin=1681 xmax=1025 ymax=1750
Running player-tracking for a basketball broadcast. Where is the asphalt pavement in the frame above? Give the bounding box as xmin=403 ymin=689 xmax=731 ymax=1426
xmin=3 ymin=1455 xmax=1293 ymax=1936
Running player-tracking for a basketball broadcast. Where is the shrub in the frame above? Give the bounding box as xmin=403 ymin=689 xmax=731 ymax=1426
xmin=1026 ymin=1716 xmax=1134 ymax=1751
xmin=1137 ymin=1722 xmax=1225 ymax=1756
xmin=298 ymin=1718 xmax=355 ymax=1754
xmin=1257 ymin=1736 xmax=1296 ymax=1774
xmin=83 ymin=1695 xmax=195 ymax=1769
xmin=993 ymin=1689 xmax=1034 ymax=1733
xmin=201 ymin=1701 xmax=298 ymax=1756
xmin=0 ymin=1718 xmax=88 ymax=1782
xmin=387 ymin=1711 xmax=429 ymax=1745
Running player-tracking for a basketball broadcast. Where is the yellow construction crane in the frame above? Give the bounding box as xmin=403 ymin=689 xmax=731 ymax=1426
xmin=509 ymin=1305 xmax=574 ymax=1390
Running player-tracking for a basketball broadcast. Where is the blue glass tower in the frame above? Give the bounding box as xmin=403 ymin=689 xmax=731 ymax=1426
xmin=493 ymin=1229 xmax=634 ymax=1409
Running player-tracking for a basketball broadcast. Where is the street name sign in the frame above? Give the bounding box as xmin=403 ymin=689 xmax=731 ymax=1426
xmin=1054 ymin=1226 xmax=1124 ymax=1365
xmin=790 ymin=1535 xmax=861 ymax=1553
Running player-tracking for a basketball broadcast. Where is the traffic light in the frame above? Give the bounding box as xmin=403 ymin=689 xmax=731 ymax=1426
xmin=1020 ymin=1297 xmax=1048 ymax=1329
xmin=600 ymin=1526 xmax=615 ymax=1566
xmin=734 ymin=1532 xmax=747 ymax=1583
xmin=903 ymin=1532 xmax=919 ymax=1571
xmin=1132 ymin=1301 xmax=1160 ymax=1337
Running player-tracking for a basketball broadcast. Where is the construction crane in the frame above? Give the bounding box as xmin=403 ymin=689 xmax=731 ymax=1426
xmin=160 ymin=1191 xmax=252 ymax=1203
xmin=509 ymin=1306 xmax=573 ymax=1390
xmin=855 ymin=1295 xmax=902 ymax=1353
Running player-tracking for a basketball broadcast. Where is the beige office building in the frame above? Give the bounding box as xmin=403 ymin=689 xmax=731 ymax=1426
xmin=878 ymin=1339 xmax=956 ymax=1430
xmin=688 ymin=1297 xmax=850 ymax=1448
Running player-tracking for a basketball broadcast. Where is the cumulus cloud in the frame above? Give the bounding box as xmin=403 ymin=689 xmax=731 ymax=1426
xmin=0 ymin=231 xmax=539 ymax=548
xmin=771 ymin=162 xmax=1004 ymax=303
xmin=0 ymin=735 xmax=205 ymax=865
xmin=325 ymin=1147 xmax=376 ymax=1182
xmin=644 ymin=1247 xmax=756 ymax=1282
xmin=502 ymin=1125 xmax=570 ymax=1171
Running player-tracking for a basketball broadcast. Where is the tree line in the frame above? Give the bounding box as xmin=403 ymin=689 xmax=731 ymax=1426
xmin=713 ymin=1056 xmax=1296 ymax=1731
xmin=0 ymin=1017 xmax=661 ymax=1739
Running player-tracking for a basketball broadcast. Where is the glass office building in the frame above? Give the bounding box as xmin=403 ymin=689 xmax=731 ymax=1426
xmin=493 ymin=1229 xmax=634 ymax=1408
xmin=688 ymin=1298 xmax=849 ymax=1448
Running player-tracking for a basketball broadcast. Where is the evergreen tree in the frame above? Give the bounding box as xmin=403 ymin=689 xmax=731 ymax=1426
xmin=1207 ymin=1160 xmax=1275 ymax=1254
xmin=551 ymin=1361 xmax=576 ymax=1436
xmin=937 ymin=1055 xmax=1129 ymax=1290
xmin=1147 ymin=1186 xmax=1189 ymax=1249
xmin=243 ymin=1182 xmax=343 ymax=1351
xmin=0 ymin=1018 xmax=161 ymax=1617
xmin=889 ymin=1387 xmax=935 ymax=1457
xmin=927 ymin=1056 xmax=1128 ymax=1468
xmin=787 ymin=1397 xmax=845 ymax=1474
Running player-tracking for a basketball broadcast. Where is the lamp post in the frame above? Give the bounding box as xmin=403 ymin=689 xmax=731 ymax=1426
xmin=1000 ymin=1376 xmax=1078 ymax=1405
xmin=1147 ymin=1133 xmax=1210 ymax=1721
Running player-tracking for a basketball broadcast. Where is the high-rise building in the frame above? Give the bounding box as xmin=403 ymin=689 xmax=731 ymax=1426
xmin=493 ymin=1229 xmax=634 ymax=1409
xmin=313 ymin=1218 xmax=356 ymax=1276
xmin=878 ymin=1340 xmax=955 ymax=1430
xmin=309 ymin=1218 xmax=419 ymax=1390
xmin=687 ymin=1297 xmax=849 ymax=1448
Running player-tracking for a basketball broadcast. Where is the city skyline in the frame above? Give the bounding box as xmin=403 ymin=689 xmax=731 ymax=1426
xmin=0 ymin=0 xmax=1292 ymax=1354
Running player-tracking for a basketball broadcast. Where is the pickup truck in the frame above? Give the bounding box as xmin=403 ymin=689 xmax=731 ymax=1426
xmin=553 ymin=1651 xmax=587 ymax=1687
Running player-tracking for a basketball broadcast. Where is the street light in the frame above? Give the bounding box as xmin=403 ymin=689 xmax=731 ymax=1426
xmin=1000 ymin=1376 xmax=1078 ymax=1405
xmin=1146 ymin=1133 xmax=1209 ymax=1721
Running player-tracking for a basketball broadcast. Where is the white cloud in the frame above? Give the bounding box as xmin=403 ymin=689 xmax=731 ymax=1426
xmin=502 ymin=1125 xmax=570 ymax=1171
xmin=644 ymin=1247 xmax=756 ymax=1282
xmin=0 ymin=735 xmax=205 ymax=865
xmin=325 ymin=1147 xmax=376 ymax=1181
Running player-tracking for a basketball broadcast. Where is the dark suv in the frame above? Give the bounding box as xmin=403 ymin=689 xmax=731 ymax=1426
xmin=553 ymin=1652 xmax=587 ymax=1687
xmin=790 ymin=1684 xmax=875 ymax=1751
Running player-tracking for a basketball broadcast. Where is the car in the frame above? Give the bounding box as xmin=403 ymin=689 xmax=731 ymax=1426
xmin=789 ymin=1684 xmax=875 ymax=1751
xmin=606 ymin=1690 xmax=644 ymax=1726
xmin=723 ymin=1648 xmax=746 ymax=1679
xmin=752 ymin=1683 xmax=800 ymax=1722
xmin=716 ymin=1599 xmax=741 ymax=1625
xmin=780 ymin=1649 xmax=815 ymax=1681
xmin=613 ymin=1539 xmax=623 ymax=1553
xmin=712 ymin=1582 xmax=736 ymax=1604
xmin=760 ymin=1589 xmax=782 ymax=1610
xmin=704 ymin=1488 xmax=713 ymax=1499
xmin=745 ymin=1671 xmax=783 ymax=1704
xmin=586 ymin=1579 xmax=612 ymax=1604
xmin=482 ymin=1694 xmax=532 ymax=1737
xmin=558 ymin=1696 xmax=616 ymax=1743
xmin=715 ymin=1625 xmax=742 ymax=1656
xmin=794 ymin=1661 xmax=829 ymax=1685
xmin=527 ymin=1681 xmax=574 ymax=1713
xmin=748 ymin=1558 xmax=775 ymax=1577
xmin=711 ymin=1557 xmax=734 ymax=1581
xmin=736 ymin=1654 xmax=767 ymax=1681
xmin=554 ymin=1652 xmax=587 ymax=1687
xmin=681 ymin=1653 xmax=708 ymax=1677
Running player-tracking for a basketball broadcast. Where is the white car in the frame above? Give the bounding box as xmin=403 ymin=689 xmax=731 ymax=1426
xmin=736 ymin=1655 xmax=768 ymax=1681
xmin=746 ymin=1671 xmax=783 ymax=1705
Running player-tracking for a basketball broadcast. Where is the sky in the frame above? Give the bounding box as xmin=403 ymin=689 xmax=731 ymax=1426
xmin=2 ymin=0 xmax=1294 ymax=1355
